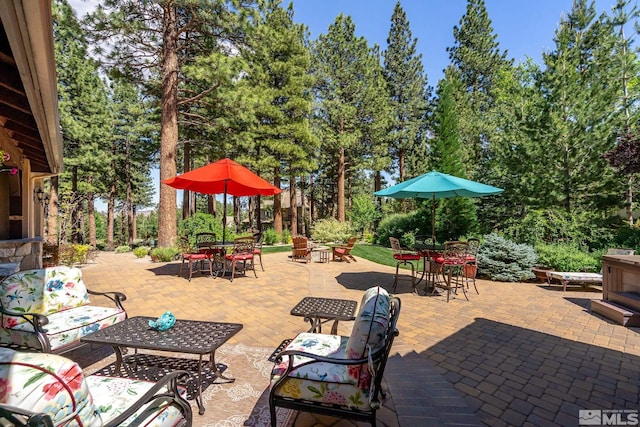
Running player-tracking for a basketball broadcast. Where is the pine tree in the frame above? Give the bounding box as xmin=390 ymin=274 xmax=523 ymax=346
xmin=383 ymin=1 xmax=430 ymax=184
xmin=431 ymin=72 xmax=477 ymax=239
xmin=85 ymin=0 xmax=257 ymax=247
xmin=53 ymin=0 xmax=113 ymax=245
xmin=244 ymin=0 xmax=317 ymax=235
xmin=447 ymin=0 xmax=511 ymax=178
xmin=540 ymin=0 xmax=622 ymax=213
xmin=311 ymin=14 xmax=390 ymax=222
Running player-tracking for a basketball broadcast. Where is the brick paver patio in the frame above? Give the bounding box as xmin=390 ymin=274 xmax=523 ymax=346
xmin=78 ymin=249 xmax=640 ymax=426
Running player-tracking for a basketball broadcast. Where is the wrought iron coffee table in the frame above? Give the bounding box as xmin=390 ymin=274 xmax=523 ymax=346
xmin=81 ymin=316 xmax=242 ymax=415
xmin=290 ymin=296 xmax=358 ymax=334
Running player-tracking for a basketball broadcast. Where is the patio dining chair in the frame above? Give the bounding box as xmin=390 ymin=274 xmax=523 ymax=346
xmin=390 ymin=237 xmax=421 ymax=292
xmin=224 ymin=236 xmax=257 ymax=282
xmin=463 ymin=238 xmax=480 ymax=294
xmin=253 ymin=232 xmax=265 ymax=271
xmin=178 ymin=236 xmax=213 ymax=282
xmin=432 ymin=241 xmax=470 ymax=302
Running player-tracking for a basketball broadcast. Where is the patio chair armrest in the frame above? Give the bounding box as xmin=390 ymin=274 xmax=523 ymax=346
xmin=87 ymin=289 xmax=127 ymax=311
xmin=0 ymin=306 xmax=49 ymax=333
xmin=0 ymin=405 xmax=55 ymax=427
xmin=103 ymin=370 xmax=192 ymax=427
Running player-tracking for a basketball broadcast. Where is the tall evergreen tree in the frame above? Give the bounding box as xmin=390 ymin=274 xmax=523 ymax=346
xmin=540 ymin=0 xmax=622 ymax=213
xmin=85 ymin=0 xmax=256 ymax=247
xmin=383 ymin=1 xmax=430 ymax=184
xmin=447 ymin=0 xmax=511 ymax=178
xmin=53 ymin=0 xmax=113 ymax=245
xmin=244 ymin=0 xmax=316 ymax=235
xmin=431 ymin=72 xmax=477 ymax=239
xmin=311 ymin=14 xmax=390 ymax=222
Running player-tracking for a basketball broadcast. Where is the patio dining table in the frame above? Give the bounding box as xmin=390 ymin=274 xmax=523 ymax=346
xmin=411 ymin=244 xmax=445 ymax=293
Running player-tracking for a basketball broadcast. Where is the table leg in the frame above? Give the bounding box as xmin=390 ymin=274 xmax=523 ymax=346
xmin=112 ymin=345 xmax=124 ymax=372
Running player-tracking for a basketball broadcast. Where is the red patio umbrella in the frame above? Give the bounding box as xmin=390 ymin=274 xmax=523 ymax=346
xmin=163 ymin=158 xmax=281 ymax=242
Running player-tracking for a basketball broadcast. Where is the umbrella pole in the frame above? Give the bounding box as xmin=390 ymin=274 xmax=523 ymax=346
xmin=431 ymin=194 xmax=436 ymax=249
xmin=223 ymin=181 xmax=227 ymax=244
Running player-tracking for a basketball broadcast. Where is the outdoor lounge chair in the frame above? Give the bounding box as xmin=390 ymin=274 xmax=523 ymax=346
xmin=291 ymin=236 xmax=311 ymax=263
xmin=332 ymin=236 xmax=358 ymax=263
xmin=269 ymin=286 xmax=400 ymax=427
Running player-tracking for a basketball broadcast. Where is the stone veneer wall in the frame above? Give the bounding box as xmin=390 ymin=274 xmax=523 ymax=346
xmin=0 ymin=238 xmax=43 ymax=271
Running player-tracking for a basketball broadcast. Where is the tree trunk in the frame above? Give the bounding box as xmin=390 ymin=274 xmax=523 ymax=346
xmin=107 ymin=183 xmax=115 ymax=248
xmin=47 ymin=176 xmax=59 ymax=244
xmin=234 ymin=197 xmax=241 ymax=232
xmin=132 ymin=205 xmax=137 ymax=241
xmin=337 ymin=146 xmax=345 ymax=221
xmin=273 ymin=169 xmax=282 ymax=234
xmin=158 ymin=3 xmax=179 ymax=247
xmin=182 ymin=141 xmax=190 ymax=219
xmin=88 ymin=192 xmax=96 ymax=247
xmin=71 ymin=166 xmax=80 ymax=243
xmin=290 ymin=174 xmax=298 ymax=236
xmin=255 ymin=195 xmax=262 ymax=232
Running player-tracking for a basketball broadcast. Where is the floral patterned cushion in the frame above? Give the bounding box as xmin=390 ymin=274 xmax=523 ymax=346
xmin=345 ymin=286 xmax=390 ymax=359
xmin=0 ymin=267 xmax=90 ymax=328
xmin=85 ymin=376 xmax=187 ymax=427
xmin=270 ymin=333 xmax=370 ymax=410
xmin=3 ymin=305 xmax=127 ymax=352
xmin=0 ymin=347 xmax=101 ymax=426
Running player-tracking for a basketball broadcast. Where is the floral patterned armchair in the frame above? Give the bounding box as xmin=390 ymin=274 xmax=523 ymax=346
xmin=0 ymin=266 xmax=127 ymax=353
xmin=269 ymin=286 xmax=400 ymax=427
xmin=0 ymin=348 xmax=192 ymax=426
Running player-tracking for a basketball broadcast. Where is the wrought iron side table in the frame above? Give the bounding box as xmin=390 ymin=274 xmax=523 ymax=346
xmin=290 ymin=296 xmax=358 ymax=334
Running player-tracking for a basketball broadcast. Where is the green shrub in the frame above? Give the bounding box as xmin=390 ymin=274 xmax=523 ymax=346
xmin=613 ymin=225 xmax=640 ymax=252
xmin=535 ymin=243 xmax=601 ymax=272
xmin=311 ymin=218 xmax=354 ymax=243
xmin=133 ymin=246 xmax=150 ymax=258
xmin=178 ymin=213 xmax=224 ymax=243
xmin=150 ymin=247 xmax=180 ymax=262
xmin=477 ymin=233 xmax=538 ymax=282
xmin=375 ymin=212 xmax=422 ymax=247
xmin=364 ymin=231 xmax=375 ymax=244
xmin=281 ymin=229 xmax=292 ymax=244
xmin=263 ymin=228 xmax=278 ymax=245
xmin=59 ymin=244 xmax=93 ymax=266
xmin=115 ymin=245 xmax=131 ymax=253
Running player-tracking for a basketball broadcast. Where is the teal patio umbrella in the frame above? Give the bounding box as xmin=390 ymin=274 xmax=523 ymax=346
xmin=374 ymin=171 xmax=504 ymax=243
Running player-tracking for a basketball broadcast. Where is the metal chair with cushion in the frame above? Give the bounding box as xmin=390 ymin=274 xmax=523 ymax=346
xmin=389 ymin=237 xmax=421 ymax=292
xmin=224 ymin=236 xmax=257 ymax=282
xmin=463 ymin=238 xmax=480 ymax=294
xmin=178 ymin=236 xmax=213 ymax=282
xmin=432 ymin=241 xmax=470 ymax=302
xmin=253 ymin=232 xmax=265 ymax=271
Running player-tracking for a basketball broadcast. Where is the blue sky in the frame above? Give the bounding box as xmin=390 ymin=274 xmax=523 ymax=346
xmin=288 ymin=0 xmax=625 ymax=84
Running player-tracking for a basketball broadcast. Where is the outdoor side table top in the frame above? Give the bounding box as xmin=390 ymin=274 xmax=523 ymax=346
xmin=290 ymin=296 xmax=358 ymax=334
xmin=81 ymin=316 xmax=242 ymax=415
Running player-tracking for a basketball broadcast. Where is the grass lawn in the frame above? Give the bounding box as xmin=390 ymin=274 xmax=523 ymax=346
xmin=263 ymin=242 xmax=417 ymax=270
